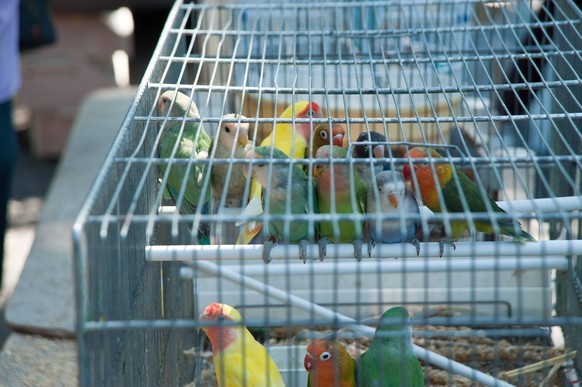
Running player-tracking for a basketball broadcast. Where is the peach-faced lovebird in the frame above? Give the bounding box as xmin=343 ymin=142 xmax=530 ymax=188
xmin=304 ymin=339 xmax=356 ymax=387
xmin=352 ymin=131 xmax=391 ymax=188
xmin=244 ymin=146 xmax=316 ymax=263
xmin=309 ymin=123 xmax=346 ymax=158
xmin=367 ymin=171 xmax=421 ymax=256
xmin=237 ymin=101 xmax=323 ymax=245
xmin=157 ymin=90 xmax=212 ymax=244
xmin=402 ymin=147 xmax=535 ymax=251
xmin=210 ymin=113 xmax=252 ymax=209
xmin=356 ymin=306 xmax=424 ymax=387
xmin=199 ymin=303 xmax=286 ymax=387
xmin=314 ymin=145 xmax=367 ymax=261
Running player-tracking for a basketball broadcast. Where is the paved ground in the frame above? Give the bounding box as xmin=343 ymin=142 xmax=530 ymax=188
xmin=0 ymin=131 xmax=58 ymax=347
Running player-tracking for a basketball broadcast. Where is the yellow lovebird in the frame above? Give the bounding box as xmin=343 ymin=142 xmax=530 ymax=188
xmin=236 ymin=100 xmax=323 ymax=245
xmin=199 ymin=303 xmax=286 ymax=387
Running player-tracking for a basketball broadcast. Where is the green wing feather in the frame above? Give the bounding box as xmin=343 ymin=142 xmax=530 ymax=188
xmin=441 ymin=169 xmax=535 ymax=241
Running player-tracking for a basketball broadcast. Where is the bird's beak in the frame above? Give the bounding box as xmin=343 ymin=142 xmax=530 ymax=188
xmin=373 ymin=144 xmax=385 ymax=159
xmin=332 ymin=126 xmax=345 ymax=147
xmin=198 ymin=312 xmax=208 ymax=333
xmin=304 ymin=353 xmax=313 ymax=372
xmin=237 ymin=126 xmax=249 ymax=147
xmin=388 ymin=193 xmax=398 ymax=208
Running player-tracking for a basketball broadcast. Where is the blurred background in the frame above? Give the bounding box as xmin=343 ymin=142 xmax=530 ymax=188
xmin=0 ymin=0 xmax=174 ymax=345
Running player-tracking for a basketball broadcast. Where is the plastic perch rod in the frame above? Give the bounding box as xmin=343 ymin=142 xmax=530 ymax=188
xmin=188 ymin=259 xmax=515 ymax=387
xmin=146 ymin=240 xmax=582 ymax=262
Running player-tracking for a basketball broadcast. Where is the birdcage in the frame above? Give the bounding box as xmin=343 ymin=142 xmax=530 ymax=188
xmin=74 ymin=0 xmax=582 ymax=385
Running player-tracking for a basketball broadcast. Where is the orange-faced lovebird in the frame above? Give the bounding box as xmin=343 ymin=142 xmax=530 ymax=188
xmin=356 ymin=306 xmax=424 ymax=387
xmin=309 ymin=123 xmax=346 ymax=158
xmin=314 ymin=145 xmax=367 ymax=261
xmin=199 ymin=303 xmax=286 ymax=387
xmin=304 ymin=339 xmax=356 ymax=387
xmin=402 ymin=147 xmax=535 ymax=253
xmin=367 ymin=170 xmax=421 ymax=256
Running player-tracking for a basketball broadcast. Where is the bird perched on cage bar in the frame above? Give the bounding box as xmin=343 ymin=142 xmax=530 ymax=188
xmin=236 ymin=100 xmax=323 ymax=245
xmin=210 ymin=113 xmax=252 ymax=209
xmin=199 ymin=303 xmax=286 ymax=387
xmin=244 ymin=146 xmax=317 ymax=263
xmin=402 ymin=147 xmax=536 ymax=255
xmin=304 ymin=339 xmax=356 ymax=387
xmin=356 ymin=306 xmax=424 ymax=387
xmin=352 ymin=131 xmax=391 ymax=189
xmin=157 ymin=90 xmax=212 ymax=244
xmin=367 ymin=170 xmax=421 ymax=256
xmin=314 ymin=145 xmax=367 ymax=261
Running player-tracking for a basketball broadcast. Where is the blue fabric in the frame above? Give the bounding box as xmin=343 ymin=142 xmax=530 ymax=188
xmin=0 ymin=99 xmax=18 ymax=288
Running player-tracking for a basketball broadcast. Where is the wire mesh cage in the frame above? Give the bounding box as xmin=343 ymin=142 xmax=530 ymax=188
xmin=74 ymin=0 xmax=582 ymax=385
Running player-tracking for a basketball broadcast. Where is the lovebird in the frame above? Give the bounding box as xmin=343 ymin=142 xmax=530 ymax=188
xmin=210 ymin=113 xmax=252 ymax=209
xmin=237 ymin=101 xmax=323 ymax=245
xmin=352 ymin=131 xmax=390 ymax=188
xmin=314 ymin=145 xmax=367 ymax=261
xmin=199 ymin=303 xmax=286 ymax=387
xmin=309 ymin=123 xmax=346 ymax=158
xmin=157 ymin=90 xmax=212 ymax=244
xmin=356 ymin=306 xmax=424 ymax=387
xmin=243 ymin=146 xmax=316 ymax=263
xmin=402 ymin=147 xmax=536 ymax=251
xmin=367 ymin=171 xmax=421 ymax=256
xmin=304 ymin=339 xmax=356 ymax=387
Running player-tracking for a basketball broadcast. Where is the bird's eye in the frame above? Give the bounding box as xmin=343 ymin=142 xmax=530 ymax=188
xmin=378 ymin=185 xmax=383 ymax=192
xmin=217 ymin=316 xmax=225 ymax=322
xmin=320 ymin=130 xmax=328 ymax=139
xmin=224 ymin=126 xmax=231 ymax=133
xmin=319 ymin=351 xmax=332 ymax=361
xmin=305 ymin=109 xmax=315 ymax=117
xmin=363 ymin=145 xmax=369 ymax=152
xmin=257 ymin=163 xmax=266 ymax=168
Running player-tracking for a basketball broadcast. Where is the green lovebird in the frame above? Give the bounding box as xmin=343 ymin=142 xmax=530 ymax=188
xmin=402 ymin=147 xmax=536 ymax=253
xmin=244 ymin=146 xmax=317 ymax=263
xmin=357 ymin=306 xmax=424 ymax=387
xmin=314 ymin=145 xmax=367 ymax=261
xmin=157 ymin=90 xmax=212 ymax=244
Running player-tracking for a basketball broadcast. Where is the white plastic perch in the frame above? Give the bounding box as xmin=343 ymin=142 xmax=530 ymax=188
xmin=177 ymin=257 xmax=568 ymax=277
xmin=189 ymin=259 xmax=515 ymax=387
xmin=146 ymin=240 xmax=582 ymax=262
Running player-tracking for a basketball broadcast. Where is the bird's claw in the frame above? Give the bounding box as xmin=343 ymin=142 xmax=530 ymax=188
xmin=438 ymin=239 xmax=456 ymax=258
xmin=367 ymin=240 xmax=376 ymax=258
xmin=353 ymin=239 xmax=364 ymax=262
xmin=317 ymin=237 xmax=328 ymax=262
xmin=262 ymin=237 xmax=278 ymax=264
xmin=412 ymin=238 xmax=420 ymax=256
xmin=298 ymin=239 xmax=310 ymax=263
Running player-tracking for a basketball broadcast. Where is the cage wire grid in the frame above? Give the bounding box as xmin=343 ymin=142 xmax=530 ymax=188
xmin=73 ymin=0 xmax=582 ymax=385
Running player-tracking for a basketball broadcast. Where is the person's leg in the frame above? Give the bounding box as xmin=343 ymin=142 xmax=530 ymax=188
xmin=0 ymin=99 xmax=18 ymax=290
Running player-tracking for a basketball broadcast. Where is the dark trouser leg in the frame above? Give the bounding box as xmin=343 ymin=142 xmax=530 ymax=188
xmin=0 ymin=99 xmax=18 ymax=290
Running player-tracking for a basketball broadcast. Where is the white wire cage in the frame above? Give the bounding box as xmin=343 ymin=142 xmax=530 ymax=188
xmin=73 ymin=0 xmax=582 ymax=385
